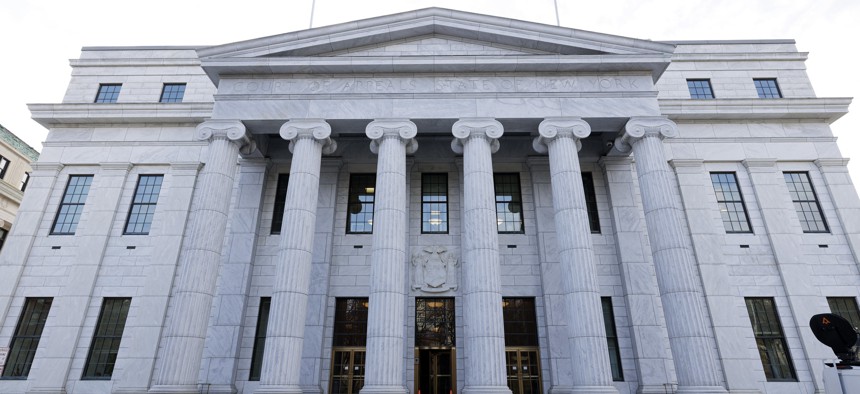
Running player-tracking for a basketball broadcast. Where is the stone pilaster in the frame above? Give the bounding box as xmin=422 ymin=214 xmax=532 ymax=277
xmin=151 ymin=120 xmax=253 ymax=394
xmin=361 ymin=120 xmax=418 ymax=394
xmin=451 ymin=118 xmax=511 ymax=394
xmin=615 ymin=117 xmax=726 ymax=393
xmin=256 ymin=119 xmax=336 ymax=394
xmin=816 ymin=158 xmax=860 ymax=269
xmin=533 ymin=118 xmax=617 ymax=394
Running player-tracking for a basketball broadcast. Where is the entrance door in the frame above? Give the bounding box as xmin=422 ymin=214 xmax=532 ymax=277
xmin=416 ymin=349 xmax=455 ymax=394
xmin=505 ymin=349 xmax=541 ymax=394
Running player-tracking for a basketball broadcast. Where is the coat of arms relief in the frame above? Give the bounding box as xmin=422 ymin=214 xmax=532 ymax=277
xmin=411 ymin=246 xmax=459 ymax=293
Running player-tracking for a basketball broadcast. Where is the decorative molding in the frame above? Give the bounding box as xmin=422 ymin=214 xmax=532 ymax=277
xmin=742 ymin=158 xmax=778 ymax=171
xmin=411 ymin=246 xmax=459 ymax=293
xmin=365 ymin=119 xmax=418 ymax=154
xmin=170 ymin=162 xmax=204 ymax=173
xmin=659 ymin=97 xmax=851 ymax=124
xmin=99 ymin=162 xmax=134 ymax=172
xmin=615 ymin=116 xmax=678 ymax=153
xmin=196 ymin=120 xmax=256 ymax=155
xmin=28 ymin=103 xmax=214 ymax=127
xmin=597 ymin=156 xmax=633 ymax=171
xmin=279 ymin=119 xmax=337 ymax=155
xmin=669 ymin=159 xmax=704 ymax=169
xmin=0 ymin=124 xmax=39 ymax=162
xmin=451 ymin=118 xmax=504 ymax=154
xmin=28 ymin=162 xmax=64 ymax=174
xmin=533 ymin=117 xmax=591 ymax=154
xmin=815 ymin=158 xmax=851 ymax=169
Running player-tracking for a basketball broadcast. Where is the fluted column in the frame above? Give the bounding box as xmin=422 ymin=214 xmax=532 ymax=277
xmin=533 ymin=118 xmax=618 ymax=394
xmin=151 ymin=120 xmax=254 ymax=393
xmin=451 ymin=118 xmax=511 ymax=394
xmin=615 ymin=117 xmax=726 ymax=393
xmin=361 ymin=120 xmax=418 ymax=394
xmin=256 ymin=120 xmax=336 ymax=394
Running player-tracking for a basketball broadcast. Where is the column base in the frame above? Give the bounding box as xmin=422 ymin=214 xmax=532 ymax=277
xmin=639 ymin=385 xmax=675 ymax=394
xmin=301 ymin=385 xmax=323 ymax=394
xmin=359 ymin=385 xmax=409 ymax=394
xmin=676 ymin=386 xmax=727 ymax=394
xmin=25 ymin=389 xmax=67 ymax=394
xmin=195 ymin=384 xmax=238 ymax=394
xmin=570 ymin=386 xmax=618 ymax=394
xmin=462 ymin=385 xmax=513 ymax=394
xmin=148 ymin=385 xmax=200 ymax=394
xmin=254 ymin=385 xmax=304 ymax=394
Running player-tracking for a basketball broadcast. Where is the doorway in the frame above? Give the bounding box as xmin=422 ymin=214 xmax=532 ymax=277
xmin=415 ymin=298 xmax=456 ymax=394
xmin=416 ymin=348 xmax=455 ymax=394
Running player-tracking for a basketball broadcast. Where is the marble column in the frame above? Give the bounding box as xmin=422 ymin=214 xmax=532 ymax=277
xmin=533 ymin=118 xmax=618 ymax=394
xmin=361 ymin=120 xmax=418 ymax=394
xmin=151 ymin=120 xmax=254 ymax=393
xmin=451 ymin=118 xmax=511 ymax=394
xmin=257 ymin=120 xmax=336 ymax=394
xmin=614 ymin=117 xmax=726 ymax=393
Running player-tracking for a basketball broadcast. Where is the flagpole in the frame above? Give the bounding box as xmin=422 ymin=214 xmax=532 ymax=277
xmin=553 ymin=0 xmax=560 ymax=26
xmin=310 ymin=0 xmax=316 ymax=28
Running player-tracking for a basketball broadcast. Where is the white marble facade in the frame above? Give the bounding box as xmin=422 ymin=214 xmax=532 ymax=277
xmin=1 ymin=7 xmax=857 ymax=394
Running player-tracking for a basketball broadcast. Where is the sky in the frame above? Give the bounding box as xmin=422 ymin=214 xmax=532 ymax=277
xmin=1 ymin=0 xmax=857 ymax=178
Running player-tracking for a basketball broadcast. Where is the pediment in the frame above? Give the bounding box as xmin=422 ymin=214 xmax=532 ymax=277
xmin=321 ymin=34 xmax=555 ymax=57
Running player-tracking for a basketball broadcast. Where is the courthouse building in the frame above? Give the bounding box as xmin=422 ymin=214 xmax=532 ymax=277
xmin=2 ymin=7 xmax=860 ymax=394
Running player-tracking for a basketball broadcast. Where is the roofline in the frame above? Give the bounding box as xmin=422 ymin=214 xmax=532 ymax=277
xmin=81 ymin=46 xmax=207 ymax=51
xmin=662 ymin=39 xmax=796 ymax=45
xmin=0 ymin=123 xmax=40 ymax=161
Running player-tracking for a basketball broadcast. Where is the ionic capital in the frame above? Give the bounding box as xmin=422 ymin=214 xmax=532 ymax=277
xmin=279 ymin=119 xmax=337 ymax=155
xmin=366 ymin=119 xmax=418 ymax=154
xmin=451 ymin=118 xmax=504 ymax=154
xmin=196 ymin=120 xmax=256 ymax=155
xmin=533 ymin=117 xmax=591 ymax=154
xmin=614 ymin=116 xmax=678 ymax=153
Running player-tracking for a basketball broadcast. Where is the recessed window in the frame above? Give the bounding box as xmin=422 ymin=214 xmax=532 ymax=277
xmin=346 ymin=174 xmax=376 ymax=234
xmin=754 ymin=79 xmax=782 ymax=98
xmin=0 ymin=155 xmax=9 ymax=179
xmin=271 ymin=174 xmax=289 ymax=235
xmin=159 ymin=83 xmax=186 ymax=103
xmin=94 ymin=84 xmax=121 ymax=103
xmin=827 ymin=297 xmax=860 ymax=331
xmin=82 ymin=298 xmax=132 ymax=380
xmin=330 ymin=298 xmax=369 ymax=394
xmin=249 ymin=297 xmax=271 ymax=381
xmin=502 ymin=298 xmax=543 ymax=394
xmin=582 ymin=172 xmax=600 ymax=233
xmin=783 ymin=172 xmax=829 ymax=233
xmin=422 ymin=173 xmax=448 ymax=234
xmin=710 ymin=172 xmax=752 ymax=233
xmin=687 ymin=79 xmax=715 ymax=99
xmin=124 ymin=175 xmax=163 ymax=235
xmin=494 ymin=173 xmax=524 ymax=234
xmin=51 ymin=175 xmax=94 ymax=235
xmin=1 ymin=297 xmax=53 ymax=379
xmin=0 ymin=227 xmax=7 ymax=252
xmin=745 ymin=297 xmax=796 ymax=381
xmin=20 ymin=172 xmax=30 ymax=192
xmin=602 ymin=297 xmax=624 ymax=381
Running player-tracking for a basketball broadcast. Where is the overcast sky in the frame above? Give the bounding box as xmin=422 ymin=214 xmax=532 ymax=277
xmin=1 ymin=0 xmax=857 ymax=178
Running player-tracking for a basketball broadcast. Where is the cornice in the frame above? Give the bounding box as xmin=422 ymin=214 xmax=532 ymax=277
xmin=28 ymin=103 xmax=214 ymax=127
xmin=70 ymin=58 xmax=202 ymax=68
xmin=670 ymin=52 xmax=808 ymax=62
xmin=0 ymin=179 xmax=24 ymax=204
xmin=659 ymin=97 xmax=851 ymax=123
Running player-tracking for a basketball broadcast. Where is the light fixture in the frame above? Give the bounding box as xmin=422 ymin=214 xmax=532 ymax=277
xmin=365 ymin=187 xmax=375 ymax=193
xmin=426 ymin=300 xmax=444 ymax=308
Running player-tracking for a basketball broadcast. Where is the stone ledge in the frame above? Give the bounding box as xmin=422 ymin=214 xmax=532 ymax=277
xmin=28 ymin=103 xmax=214 ymax=127
xmin=659 ymin=97 xmax=852 ymax=123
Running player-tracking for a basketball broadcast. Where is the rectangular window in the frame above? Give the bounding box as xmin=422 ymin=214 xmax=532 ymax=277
xmin=51 ymin=175 xmax=94 ymax=235
xmin=494 ymin=173 xmax=524 ymax=234
xmin=346 ymin=174 xmax=376 ymax=234
xmin=710 ymin=172 xmax=752 ymax=233
xmin=745 ymin=297 xmax=796 ymax=381
xmin=249 ymin=297 xmax=271 ymax=381
xmin=754 ymin=79 xmax=782 ymax=98
xmin=82 ymin=298 xmax=131 ymax=380
xmin=271 ymin=174 xmax=289 ymax=234
xmin=330 ymin=298 xmax=369 ymax=394
xmin=20 ymin=172 xmax=30 ymax=192
xmin=0 ymin=228 xmax=6 ymax=251
xmin=124 ymin=175 xmax=163 ymax=235
xmin=827 ymin=297 xmax=860 ymax=331
xmin=1 ymin=297 xmax=53 ymax=379
xmin=94 ymin=84 xmax=121 ymax=103
xmin=582 ymin=172 xmax=600 ymax=233
xmin=783 ymin=172 xmax=829 ymax=233
xmin=601 ymin=297 xmax=624 ymax=381
xmin=0 ymin=155 xmax=9 ymax=179
xmin=159 ymin=83 xmax=186 ymax=103
xmin=422 ymin=173 xmax=449 ymax=234
xmin=687 ymin=79 xmax=715 ymax=99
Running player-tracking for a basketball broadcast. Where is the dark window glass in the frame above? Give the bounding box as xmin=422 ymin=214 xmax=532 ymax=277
xmin=333 ymin=298 xmax=369 ymax=347
xmin=687 ymin=79 xmax=714 ymax=99
xmin=502 ymin=298 xmax=538 ymax=347
xmin=745 ymin=297 xmax=796 ymax=381
xmin=710 ymin=172 xmax=752 ymax=233
xmin=94 ymin=84 xmax=121 ymax=103
xmin=415 ymin=298 xmax=455 ymax=348
xmin=51 ymin=175 xmax=94 ymax=235
xmin=1 ymin=297 xmax=53 ymax=379
xmin=783 ymin=172 xmax=829 ymax=233
xmin=422 ymin=173 xmax=449 ymax=234
xmin=827 ymin=297 xmax=860 ymax=331
xmin=0 ymin=155 xmax=9 ymax=179
xmin=124 ymin=175 xmax=163 ymax=235
xmin=249 ymin=297 xmax=271 ymax=381
xmin=82 ymin=298 xmax=132 ymax=379
xmin=159 ymin=83 xmax=186 ymax=103
xmin=346 ymin=174 xmax=375 ymax=234
xmin=330 ymin=298 xmax=368 ymax=394
xmin=271 ymin=174 xmax=289 ymax=235
xmin=754 ymin=79 xmax=782 ymax=98
xmin=330 ymin=350 xmax=365 ymax=394
xmin=601 ymin=297 xmax=624 ymax=381
xmin=20 ymin=172 xmax=30 ymax=192
xmin=495 ymin=173 xmax=524 ymax=234
xmin=582 ymin=172 xmax=600 ymax=233
xmin=0 ymin=227 xmax=6 ymax=251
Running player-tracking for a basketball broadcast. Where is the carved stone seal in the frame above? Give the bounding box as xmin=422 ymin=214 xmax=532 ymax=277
xmin=412 ymin=246 xmax=459 ymax=293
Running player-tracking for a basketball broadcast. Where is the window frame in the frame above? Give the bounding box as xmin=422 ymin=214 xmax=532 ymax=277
xmin=270 ymin=174 xmax=289 ymax=235
xmin=346 ymin=174 xmax=376 ymax=234
xmin=601 ymin=297 xmax=624 ymax=381
xmin=827 ymin=297 xmax=860 ymax=331
xmin=159 ymin=83 xmax=187 ymax=103
xmin=783 ymin=171 xmax=829 ymax=233
xmin=754 ymin=78 xmax=782 ymax=99
xmin=1 ymin=297 xmax=53 ymax=379
xmin=581 ymin=172 xmax=600 ymax=234
xmin=81 ymin=298 xmax=132 ymax=380
xmin=0 ymin=155 xmax=9 ymax=179
xmin=0 ymin=227 xmax=7 ymax=251
xmin=51 ymin=175 xmax=94 ymax=235
xmin=421 ymin=173 xmax=449 ymax=234
xmin=494 ymin=173 xmax=525 ymax=234
xmin=745 ymin=297 xmax=797 ymax=382
xmin=20 ymin=172 xmax=30 ymax=192
xmin=249 ymin=297 xmax=271 ymax=381
xmin=94 ymin=84 xmax=122 ymax=103
xmin=123 ymin=174 xmax=164 ymax=235
xmin=687 ymin=79 xmax=715 ymax=99
xmin=710 ymin=172 xmax=753 ymax=233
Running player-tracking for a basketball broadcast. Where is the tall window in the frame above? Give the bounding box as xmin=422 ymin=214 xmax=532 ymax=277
xmin=159 ymin=83 xmax=186 ymax=103
xmin=687 ymin=79 xmax=715 ymax=99
xmin=51 ymin=175 xmax=94 ymax=235
xmin=827 ymin=297 xmax=860 ymax=331
xmin=82 ymin=298 xmax=132 ymax=379
xmin=94 ymin=84 xmax=121 ymax=103
xmin=745 ymin=297 xmax=796 ymax=381
xmin=422 ymin=173 xmax=449 ymax=234
xmin=754 ymin=79 xmax=782 ymax=98
xmin=20 ymin=172 xmax=30 ymax=192
xmin=346 ymin=174 xmax=376 ymax=234
xmin=783 ymin=172 xmax=829 ymax=233
xmin=0 ymin=228 xmax=7 ymax=251
xmin=0 ymin=155 xmax=9 ymax=179
xmin=249 ymin=297 xmax=271 ymax=381
xmin=710 ymin=172 xmax=752 ymax=233
xmin=582 ymin=172 xmax=600 ymax=233
xmin=330 ymin=298 xmax=369 ymax=394
xmin=124 ymin=175 xmax=163 ymax=235
xmin=601 ymin=297 xmax=624 ymax=381
xmin=502 ymin=298 xmax=542 ymax=394
xmin=271 ymin=174 xmax=289 ymax=234
xmin=494 ymin=173 xmax=524 ymax=234
xmin=1 ymin=297 xmax=53 ymax=379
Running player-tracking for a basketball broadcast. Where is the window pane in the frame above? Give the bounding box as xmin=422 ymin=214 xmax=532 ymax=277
xmin=745 ymin=298 xmax=796 ymax=381
xmin=601 ymin=297 xmax=624 ymax=381
xmin=159 ymin=83 xmax=186 ymax=103
xmin=494 ymin=173 xmax=524 ymax=234
xmin=346 ymin=174 xmax=376 ymax=234
xmin=502 ymin=298 xmax=538 ymax=347
xmin=827 ymin=297 xmax=860 ymax=331
xmin=754 ymin=79 xmax=782 ymax=98
xmin=687 ymin=79 xmax=714 ymax=99
xmin=249 ymin=297 xmax=271 ymax=381
xmin=582 ymin=172 xmax=600 ymax=233
xmin=271 ymin=174 xmax=289 ymax=234
xmin=82 ymin=298 xmax=132 ymax=379
xmin=422 ymin=173 xmax=449 ymax=234
xmin=333 ymin=298 xmax=369 ymax=347
xmin=415 ymin=298 xmax=455 ymax=347
xmin=0 ymin=155 xmax=9 ymax=179
xmin=124 ymin=175 xmax=163 ymax=235
xmin=2 ymin=297 xmax=53 ymax=378
xmin=710 ymin=172 xmax=752 ymax=233
xmin=52 ymin=175 xmax=94 ymax=235
xmin=783 ymin=172 xmax=828 ymax=233
xmin=94 ymin=84 xmax=121 ymax=103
